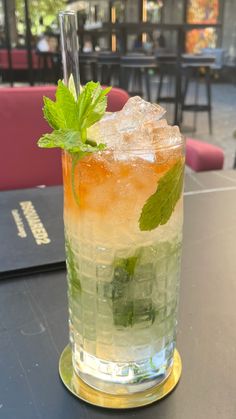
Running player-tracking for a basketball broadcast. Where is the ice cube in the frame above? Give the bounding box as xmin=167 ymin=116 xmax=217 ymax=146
xmin=89 ymin=112 xmax=122 ymax=148
xmin=120 ymin=129 xmax=153 ymax=151
xmin=122 ymin=96 xmax=166 ymax=120
xmin=152 ymin=125 xmax=181 ymax=146
xmin=151 ymin=125 xmax=183 ymax=161
xmin=120 ymin=120 xmax=179 ymax=149
xmin=117 ymin=96 xmax=166 ymax=132
xmin=143 ymin=119 xmax=168 ymax=136
xmin=89 ymin=96 xmax=181 ymax=153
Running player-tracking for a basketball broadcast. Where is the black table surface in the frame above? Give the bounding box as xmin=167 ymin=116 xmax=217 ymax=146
xmin=1 ymin=171 xmax=236 ymax=419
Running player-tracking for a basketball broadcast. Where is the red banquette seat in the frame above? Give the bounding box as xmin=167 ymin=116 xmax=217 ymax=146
xmin=186 ymin=138 xmax=224 ymax=172
xmin=0 ymin=86 xmax=130 ymax=190
xmin=0 ymin=85 xmax=224 ymax=190
xmin=0 ymin=49 xmax=39 ymax=70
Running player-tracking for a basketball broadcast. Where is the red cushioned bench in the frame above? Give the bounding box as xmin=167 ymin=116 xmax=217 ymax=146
xmin=0 ymin=86 xmax=130 ymax=191
xmin=0 ymin=49 xmax=40 ymax=70
xmin=186 ymin=138 xmax=224 ymax=172
xmin=0 ymin=86 xmax=224 ymax=191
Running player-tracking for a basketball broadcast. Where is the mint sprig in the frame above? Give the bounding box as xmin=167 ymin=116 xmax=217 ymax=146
xmin=37 ymin=80 xmax=111 ymax=205
xmin=139 ymin=160 xmax=184 ymax=231
xmin=38 ymin=80 xmax=111 ymax=151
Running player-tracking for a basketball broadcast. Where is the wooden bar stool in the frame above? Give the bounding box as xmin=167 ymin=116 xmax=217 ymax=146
xmin=97 ymin=52 xmax=121 ymax=86
xmin=181 ymin=54 xmax=215 ymax=134
xmin=79 ymin=52 xmax=98 ymax=83
xmin=120 ymin=54 xmax=157 ymax=101
xmin=155 ymin=53 xmax=177 ymax=105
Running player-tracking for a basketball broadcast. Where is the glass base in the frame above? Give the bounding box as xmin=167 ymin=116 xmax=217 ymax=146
xmin=59 ymin=345 xmax=182 ymax=409
xmin=72 ymin=343 xmax=174 ymax=394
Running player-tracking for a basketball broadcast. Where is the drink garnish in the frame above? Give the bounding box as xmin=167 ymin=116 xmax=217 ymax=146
xmin=38 ymin=80 xmax=111 ymax=204
xmin=111 ymin=253 xmax=155 ymax=328
xmin=65 ymin=237 xmax=81 ymax=296
xmin=38 ymin=80 xmax=111 ymax=154
xmin=139 ymin=159 xmax=184 ymax=231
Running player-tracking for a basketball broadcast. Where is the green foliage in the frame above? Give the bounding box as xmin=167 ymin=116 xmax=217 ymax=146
xmin=38 ymin=130 xmax=106 ymax=154
xmin=111 ymin=254 xmax=155 ymax=328
xmin=16 ymin=0 xmax=67 ymax=35
xmin=38 ymin=80 xmax=110 ymax=153
xmin=77 ymin=83 xmax=111 ymax=131
xmin=65 ymin=238 xmax=81 ymax=296
xmin=139 ymin=160 xmax=184 ymax=231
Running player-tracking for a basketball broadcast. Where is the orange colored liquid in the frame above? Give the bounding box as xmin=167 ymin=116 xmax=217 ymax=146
xmin=62 ymin=150 xmax=182 ymax=220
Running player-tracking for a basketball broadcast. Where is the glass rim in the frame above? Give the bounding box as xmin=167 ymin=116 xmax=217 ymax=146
xmin=62 ymin=138 xmax=185 ymax=158
xmin=95 ymin=135 xmax=185 ymax=154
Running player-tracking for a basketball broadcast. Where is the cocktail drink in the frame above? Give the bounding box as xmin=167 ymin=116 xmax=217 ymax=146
xmin=39 ymin=90 xmax=184 ymax=394
xmin=38 ymin=11 xmax=184 ymax=398
xmin=62 ymin=97 xmax=184 ymax=394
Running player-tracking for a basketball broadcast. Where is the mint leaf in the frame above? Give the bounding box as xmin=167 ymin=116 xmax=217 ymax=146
xmin=38 ymin=130 xmax=77 ymax=149
xmin=65 ymin=237 xmax=81 ymax=296
xmin=38 ymin=130 xmax=106 ymax=153
xmin=111 ymin=254 xmax=155 ymax=328
xmin=55 ymin=80 xmax=78 ymax=130
xmin=43 ymin=81 xmax=78 ymax=131
xmin=111 ymin=255 xmax=137 ymax=327
xmin=114 ymin=256 xmax=138 ymax=280
xmin=43 ymin=97 xmax=67 ymax=130
xmin=77 ymin=82 xmax=112 ymax=130
xmin=113 ymin=301 xmax=133 ymax=328
xmin=139 ymin=160 xmax=184 ymax=231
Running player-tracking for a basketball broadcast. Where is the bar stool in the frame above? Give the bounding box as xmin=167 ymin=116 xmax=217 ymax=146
xmin=79 ymin=52 xmax=98 ymax=83
xmin=181 ymin=54 xmax=215 ymax=134
xmin=155 ymin=53 xmax=177 ymax=104
xmin=120 ymin=54 xmax=157 ymax=101
xmin=97 ymin=52 xmax=121 ymax=86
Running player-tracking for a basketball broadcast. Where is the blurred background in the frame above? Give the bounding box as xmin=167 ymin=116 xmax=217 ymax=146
xmin=0 ymin=0 xmax=236 ymax=169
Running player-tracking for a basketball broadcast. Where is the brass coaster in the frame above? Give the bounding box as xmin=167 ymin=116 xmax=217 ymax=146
xmin=59 ymin=345 xmax=182 ymax=409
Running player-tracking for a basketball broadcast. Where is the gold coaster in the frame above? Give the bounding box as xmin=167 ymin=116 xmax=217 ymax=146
xmin=59 ymin=345 xmax=182 ymax=409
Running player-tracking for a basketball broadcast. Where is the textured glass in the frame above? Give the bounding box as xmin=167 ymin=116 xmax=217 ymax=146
xmin=62 ymin=146 xmax=184 ymax=395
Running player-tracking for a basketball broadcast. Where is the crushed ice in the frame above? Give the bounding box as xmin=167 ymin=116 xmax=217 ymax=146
xmin=90 ymin=96 xmax=182 ymax=159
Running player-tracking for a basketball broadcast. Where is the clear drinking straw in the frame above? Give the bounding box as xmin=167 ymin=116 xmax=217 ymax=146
xmin=58 ymin=11 xmax=80 ymax=96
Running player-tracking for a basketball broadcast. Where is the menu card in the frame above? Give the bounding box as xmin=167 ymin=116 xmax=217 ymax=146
xmin=0 ymin=186 xmax=65 ymax=279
